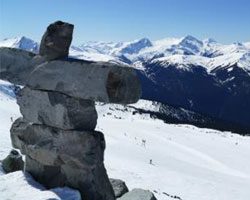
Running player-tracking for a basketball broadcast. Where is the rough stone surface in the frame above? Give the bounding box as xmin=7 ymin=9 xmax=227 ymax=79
xmin=25 ymin=156 xmax=64 ymax=188
xmin=118 ymin=188 xmax=157 ymax=200
xmin=2 ymin=149 xmax=24 ymax=173
xmin=11 ymin=118 xmax=115 ymax=200
xmin=109 ymin=178 xmax=129 ymax=198
xmin=61 ymin=164 xmax=115 ymax=200
xmin=0 ymin=47 xmax=46 ymax=85
xmin=39 ymin=21 xmax=74 ymax=60
xmin=27 ymin=59 xmax=141 ymax=103
xmin=10 ymin=118 xmax=105 ymax=167
xmin=17 ymin=87 xmax=97 ymax=130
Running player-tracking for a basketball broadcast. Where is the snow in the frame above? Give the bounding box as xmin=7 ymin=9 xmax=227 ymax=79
xmin=152 ymin=55 xmax=209 ymax=70
xmin=0 ymin=171 xmax=81 ymax=200
xmin=208 ymin=52 xmax=250 ymax=72
xmin=1 ymin=80 xmax=250 ymax=200
xmin=98 ymin=113 xmax=250 ymax=200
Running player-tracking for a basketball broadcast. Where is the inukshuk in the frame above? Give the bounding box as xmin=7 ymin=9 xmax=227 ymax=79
xmin=0 ymin=21 xmax=141 ymax=200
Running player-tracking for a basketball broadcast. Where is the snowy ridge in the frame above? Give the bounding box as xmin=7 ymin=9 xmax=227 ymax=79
xmin=1 ymin=35 xmax=249 ymax=72
xmin=0 ymin=37 xmax=39 ymax=53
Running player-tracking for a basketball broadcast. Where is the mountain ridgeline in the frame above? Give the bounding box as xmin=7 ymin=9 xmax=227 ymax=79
xmin=1 ymin=35 xmax=250 ymax=134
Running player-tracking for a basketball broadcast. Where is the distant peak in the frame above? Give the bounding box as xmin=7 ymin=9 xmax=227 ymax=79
xmin=138 ymin=37 xmax=151 ymax=42
xmin=131 ymin=38 xmax=152 ymax=46
xmin=203 ymin=38 xmax=217 ymax=44
xmin=180 ymin=35 xmax=203 ymax=46
xmin=182 ymin=35 xmax=200 ymax=42
xmin=233 ymin=42 xmax=243 ymax=46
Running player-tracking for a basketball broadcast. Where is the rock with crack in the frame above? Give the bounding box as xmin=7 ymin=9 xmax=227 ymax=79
xmin=11 ymin=118 xmax=105 ymax=167
xmin=17 ymin=87 xmax=97 ymax=130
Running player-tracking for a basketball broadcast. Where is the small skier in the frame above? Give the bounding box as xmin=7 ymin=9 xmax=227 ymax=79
xmin=10 ymin=117 xmax=13 ymax=122
xmin=149 ymin=159 xmax=153 ymax=165
xmin=142 ymin=139 xmax=146 ymax=148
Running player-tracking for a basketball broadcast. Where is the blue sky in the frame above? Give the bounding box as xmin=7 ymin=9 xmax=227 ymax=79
xmin=0 ymin=0 xmax=249 ymax=44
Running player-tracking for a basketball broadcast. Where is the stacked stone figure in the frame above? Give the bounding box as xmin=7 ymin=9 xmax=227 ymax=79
xmin=0 ymin=21 xmax=141 ymax=200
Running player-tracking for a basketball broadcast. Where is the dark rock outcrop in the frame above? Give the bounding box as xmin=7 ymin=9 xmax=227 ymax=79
xmin=1 ymin=149 xmax=24 ymax=173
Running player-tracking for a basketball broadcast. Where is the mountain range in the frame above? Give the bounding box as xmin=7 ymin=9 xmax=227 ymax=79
xmin=1 ymin=36 xmax=250 ymax=134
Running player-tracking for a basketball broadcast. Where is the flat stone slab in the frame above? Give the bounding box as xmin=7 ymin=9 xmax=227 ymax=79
xmin=27 ymin=59 xmax=141 ymax=104
xmin=17 ymin=87 xmax=97 ymax=130
xmin=0 ymin=47 xmax=44 ymax=85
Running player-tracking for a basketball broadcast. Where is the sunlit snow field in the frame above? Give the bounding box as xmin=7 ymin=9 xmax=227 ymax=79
xmin=0 ymin=80 xmax=250 ymax=200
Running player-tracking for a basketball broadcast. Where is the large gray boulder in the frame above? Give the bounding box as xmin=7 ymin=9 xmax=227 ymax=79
xmin=10 ymin=118 xmax=105 ymax=167
xmin=11 ymin=118 xmax=115 ymax=200
xmin=27 ymin=59 xmax=141 ymax=103
xmin=110 ymin=178 xmax=129 ymax=198
xmin=17 ymin=87 xmax=97 ymax=130
xmin=0 ymin=48 xmax=45 ymax=85
xmin=1 ymin=149 xmax=24 ymax=173
xmin=39 ymin=21 xmax=74 ymax=60
xmin=118 ymin=188 xmax=157 ymax=200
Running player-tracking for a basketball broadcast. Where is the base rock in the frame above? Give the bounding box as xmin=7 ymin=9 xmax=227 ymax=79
xmin=11 ymin=118 xmax=115 ymax=200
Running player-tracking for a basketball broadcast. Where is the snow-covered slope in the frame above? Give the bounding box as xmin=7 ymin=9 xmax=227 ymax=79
xmin=0 ymin=80 xmax=250 ymax=200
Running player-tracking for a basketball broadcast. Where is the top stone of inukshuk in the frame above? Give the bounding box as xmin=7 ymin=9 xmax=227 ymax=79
xmin=0 ymin=21 xmax=141 ymax=200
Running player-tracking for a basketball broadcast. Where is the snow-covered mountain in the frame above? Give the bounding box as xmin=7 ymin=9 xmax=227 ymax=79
xmin=0 ymin=37 xmax=39 ymax=53
xmin=1 ymin=35 xmax=249 ymax=72
xmin=1 ymin=36 xmax=250 ymax=133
